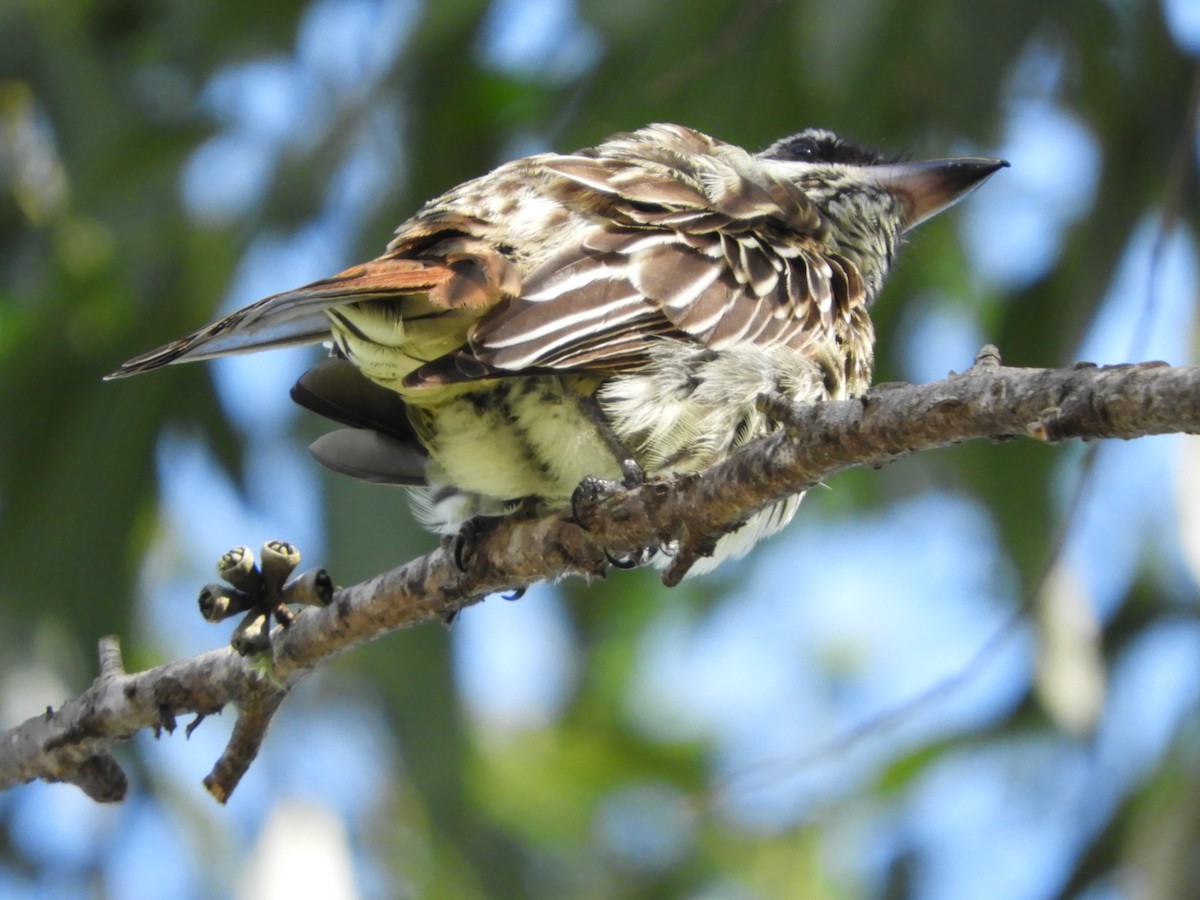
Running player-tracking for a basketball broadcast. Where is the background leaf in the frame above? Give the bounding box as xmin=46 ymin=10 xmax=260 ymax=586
xmin=2 ymin=0 xmax=1199 ymax=897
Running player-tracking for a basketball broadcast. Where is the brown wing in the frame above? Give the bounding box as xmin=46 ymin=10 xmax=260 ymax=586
xmin=407 ymin=125 xmax=866 ymax=387
xmin=112 ymin=125 xmax=865 ymax=393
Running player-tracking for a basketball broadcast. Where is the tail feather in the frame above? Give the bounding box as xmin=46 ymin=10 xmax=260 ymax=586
xmin=290 ymin=357 xmax=417 ymax=441
xmin=105 ymin=311 xmax=332 ymax=379
xmin=105 ymin=258 xmax=455 ymax=379
xmin=308 ymin=428 xmax=427 ymax=486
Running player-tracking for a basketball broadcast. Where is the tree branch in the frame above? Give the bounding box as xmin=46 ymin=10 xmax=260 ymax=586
xmin=2 ymin=349 xmax=1197 ymax=803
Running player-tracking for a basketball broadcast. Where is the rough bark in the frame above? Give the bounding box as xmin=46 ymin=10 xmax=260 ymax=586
xmin=2 ymin=349 xmax=1197 ymax=803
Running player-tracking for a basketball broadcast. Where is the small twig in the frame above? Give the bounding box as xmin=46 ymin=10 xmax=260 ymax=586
xmin=97 ymin=636 xmax=125 ymax=679
xmin=203 ymin=685 xmax=287 ymax=804
xmin=972 ymin=343 xmax=1003 ymax=369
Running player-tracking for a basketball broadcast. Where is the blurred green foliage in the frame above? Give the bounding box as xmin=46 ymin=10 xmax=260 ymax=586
xmin=1 ymin=0 xmax=1199 ymax=897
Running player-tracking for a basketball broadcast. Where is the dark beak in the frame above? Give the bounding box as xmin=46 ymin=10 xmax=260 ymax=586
xmin=868 ymin=157 xmax=1009 ymax=231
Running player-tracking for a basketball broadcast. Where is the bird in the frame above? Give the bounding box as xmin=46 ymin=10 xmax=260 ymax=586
xmin=109 ymin=124 xmax=1006 ymax=575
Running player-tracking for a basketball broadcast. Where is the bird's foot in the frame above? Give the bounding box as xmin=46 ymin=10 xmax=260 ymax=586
xmin=198 ymin=541 xmax=334 ymax=656
xmin=570 ymin=476 xmax=624 ymax=531
xmin=446 ymin=512 xmax=515 ymax=573
xmin=570 ymin=455 xmax=646 ymax=526
xmin=439 ymin=512 xmax=532 ymax=625
xmin=447 ymin=495 xmax=543 ymax=573
xmin=570 ymin=468 xmax=663 ymax=572
xmin=755 ymin=389 xmax=807 ymax=429
xmin=619 ymin=459 xmax=645 ymax=489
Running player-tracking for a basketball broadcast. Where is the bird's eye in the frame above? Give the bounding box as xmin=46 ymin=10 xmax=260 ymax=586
xmin=786 ymin=138 xmax=819 ymax=160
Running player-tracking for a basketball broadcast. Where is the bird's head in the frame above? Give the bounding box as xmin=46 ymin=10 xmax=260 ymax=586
xmin=757 ymin=128 xmax=1008 ymax=298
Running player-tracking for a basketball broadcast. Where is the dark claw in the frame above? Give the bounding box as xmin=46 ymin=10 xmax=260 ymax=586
xmin=185 ymin=714 xmax=207 ymax=739
xmin=501 ymin=587 xmax=526 ymax=601
xmin=451 ymin=516 xmax=504 ymax=571
xmin=453 ymin=530 xmax=471 ymax=572
xmin=570 ymin=489 xmax=587 ymax=529
xmin=604 ymin=548 xmax=640 ymax=569
xmin=603 ymin=546 xmax=658 ymax=569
